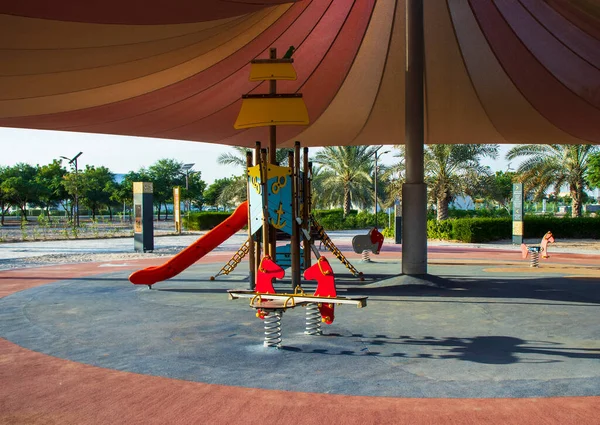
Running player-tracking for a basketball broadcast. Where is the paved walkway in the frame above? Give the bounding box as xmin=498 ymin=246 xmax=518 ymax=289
xmin=1 ymin=234 xmax=599 ymax=424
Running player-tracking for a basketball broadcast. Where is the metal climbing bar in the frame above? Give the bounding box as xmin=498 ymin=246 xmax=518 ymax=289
xmin=310 ymin=215 xmax=362 ymax=277
xmin=211 ymin=239 xmax=250 ymax=280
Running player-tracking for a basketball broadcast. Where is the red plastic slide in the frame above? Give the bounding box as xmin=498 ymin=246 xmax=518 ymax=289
xmin=129 ymin=201 xmax=248 ymax=286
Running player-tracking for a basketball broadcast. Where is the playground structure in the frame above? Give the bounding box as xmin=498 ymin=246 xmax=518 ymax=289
xmin=521 ymin=231 xmax=555 ymax=268
xmin=226 ymin=48 xmax=369 ymax=347
xmin=128 ymin=48 xmax=369 ymax=346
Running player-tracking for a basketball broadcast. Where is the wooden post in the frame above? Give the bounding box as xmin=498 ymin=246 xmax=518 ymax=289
xmin=254 ymin=142 xmax=262 ymax=264
xmin=289 ymin=150 xmax=299 ymax=289
xmin=294 ymin=142 xmax=302 ymax=284
xmin=268 ymin=48 xmax=277 ymax=165
xmin=246 ymin=151 xmax=256 ymax=290
xmin=268 ymin=47 xmax=278 ymax=260
xmin=302 ymin=148 xmax=311 ymax=268
xmin=260 ymin=148 xmax=270 ymax=258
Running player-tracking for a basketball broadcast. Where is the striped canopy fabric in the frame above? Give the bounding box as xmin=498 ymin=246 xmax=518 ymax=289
xmin=0 ymin=0 xmax=598 ymax=147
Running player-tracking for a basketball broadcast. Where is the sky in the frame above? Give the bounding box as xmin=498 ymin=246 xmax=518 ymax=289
xmin=0 ymin=127 xmax=515 ymax=185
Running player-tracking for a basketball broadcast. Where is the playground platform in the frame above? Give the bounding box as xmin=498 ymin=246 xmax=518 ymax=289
xmin=0 ymin=235 xmax=599 ymax=424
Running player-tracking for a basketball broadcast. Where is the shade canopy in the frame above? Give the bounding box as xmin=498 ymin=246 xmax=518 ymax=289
xmin=0 ymin=0 xmax=598 ymax=147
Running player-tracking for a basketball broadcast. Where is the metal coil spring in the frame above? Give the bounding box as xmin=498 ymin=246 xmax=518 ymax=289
xmin=263 ymin=311 xmax=282 ymax=348
xmin=361 ymin=250 xmax=371 ymax=262
xmin=305 ymin=303 xmax=322 ymax=335
xmin=530 ymin=251 xmax=540 ymax=268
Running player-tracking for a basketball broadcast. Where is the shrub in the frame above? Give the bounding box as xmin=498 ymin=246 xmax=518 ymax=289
xmin=450 ymin=218 xmax=511 ymax=243
xmin=355 ymin=211 xmax=374 ymax=228
xmin=312 ymin=208 xmax=391 ymax=231
xmin=316 ymin=214 xmax=343 ymax=230
xmin=423 ymin=216 xmax=600 ymax=242
xmin=184 ymin=212 xmax=233 ymax=231
xmin=427 ymin=219 xmax=454 ymax=240
xmin=524 ymin=216 xmax=600 ymax=239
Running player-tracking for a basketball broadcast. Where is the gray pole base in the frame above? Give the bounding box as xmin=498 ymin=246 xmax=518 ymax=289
xmin=402 ymin=183 xmax=427 ymax=275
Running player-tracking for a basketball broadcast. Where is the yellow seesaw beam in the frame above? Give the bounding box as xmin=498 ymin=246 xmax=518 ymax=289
xmin=227 ymin=289 xmax=367 ymax=308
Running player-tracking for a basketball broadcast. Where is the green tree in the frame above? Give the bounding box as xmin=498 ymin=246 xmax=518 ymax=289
xmin=309 ymin=166 xmax=328 ymax=210
xmin=77 ymin=166 xmax=115 ymax=219
xmin=217 ymin=175 xmax=247 ymax=209
xmin=62 ymin=168 xmax=84 ymax=221
xmin=35 ymin=160 xmax=68 ymax=216
xmin=0 ymin=163 xmax=40 ymax=220
xmin=148 ymin=159 xmax=183 ymax=220
xmin=587 ymin=152 xmax=600 ymax=190
xmin=146 ymin=159 xmax=206 ymax=219
xmin=506 ymin=144 xmax=599 ymax=217
xmin=423 ymin=144 xmax=498 ymax=220
xmin=381 ymin=149 xmax=405 ymax=210
xmin=312 ymin=146 xmax=380 ymax=216
xmin=0 ymin=166 xmax=12 ymax=225
xmin=482 ymin=171 xmax=516 ymax=212
xmin=110 ymin=170 xmax=151 ymax=220
xmin=185 ymin=171 xmax=206 ymax=211
xmin=204 ymin=177 xmax=235 ymax=210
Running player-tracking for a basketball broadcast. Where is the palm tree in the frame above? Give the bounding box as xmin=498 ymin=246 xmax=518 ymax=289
xmin=312 ymin=146 xmax=380 ymax=216
xmin=381 ymin=149 xmax=405 ymax=209
xmin=423 ymin=144 xmax=498 ymax=220
xmin=217 ymin=146 xmax=293 ymax=168
xmin=506 ymin=144 xmax=599 ymax=217
xmin=217 ymin=175 xmax=247 ymax=208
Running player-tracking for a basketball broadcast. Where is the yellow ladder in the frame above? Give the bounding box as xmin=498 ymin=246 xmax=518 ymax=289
xmin=211 ymin=239 xmax=250 ymax=280
xmin=310 ymin=216 xmax=362 ymax=277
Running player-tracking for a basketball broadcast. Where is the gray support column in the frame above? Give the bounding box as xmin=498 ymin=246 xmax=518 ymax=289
xmin=402 ymin=0 xmax=427 ymax=275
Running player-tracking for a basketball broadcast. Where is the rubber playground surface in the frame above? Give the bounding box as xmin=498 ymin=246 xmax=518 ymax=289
xmin=1 ymin=235 xmax=599 ymax=424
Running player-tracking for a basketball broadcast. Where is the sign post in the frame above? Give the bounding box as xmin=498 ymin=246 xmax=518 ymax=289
xmin=133 ymin=182 xmax=154 ymax=252
xmin=173 ymin=187 xmax=181 ymax=234
xmin=512 ymin=183 xmax=524 ymax=244
xmin=394 ymin=202 xmax=402 ymax=244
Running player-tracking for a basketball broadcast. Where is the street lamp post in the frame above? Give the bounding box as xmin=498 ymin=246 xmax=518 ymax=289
xmin=182 ymin=163 xmax=195 ymax=219
xmin=373 ymin=148 xmax=390 ymax=229
xmin=60 ymin=152 xmax=83 ymax=227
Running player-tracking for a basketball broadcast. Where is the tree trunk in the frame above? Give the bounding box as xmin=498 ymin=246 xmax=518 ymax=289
xmin=436 ymin=195 xmax=450 ymax=221
xmin=343 ymin=188 xmax=351 ymax=217
xmin=20 ymin=203 xmax=28 ymax=220
xmin=108 ymin=206 xmax=113 ymax=221
xmin=60 ymin=200 xmax=71 ymax=220
xmin=571 ymin=188 xmax=582 ymax=218
xmin=0 ymin=203 xmax=8 ymax=225
xmin=164 ymin=202 xmax=169 ymax=220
